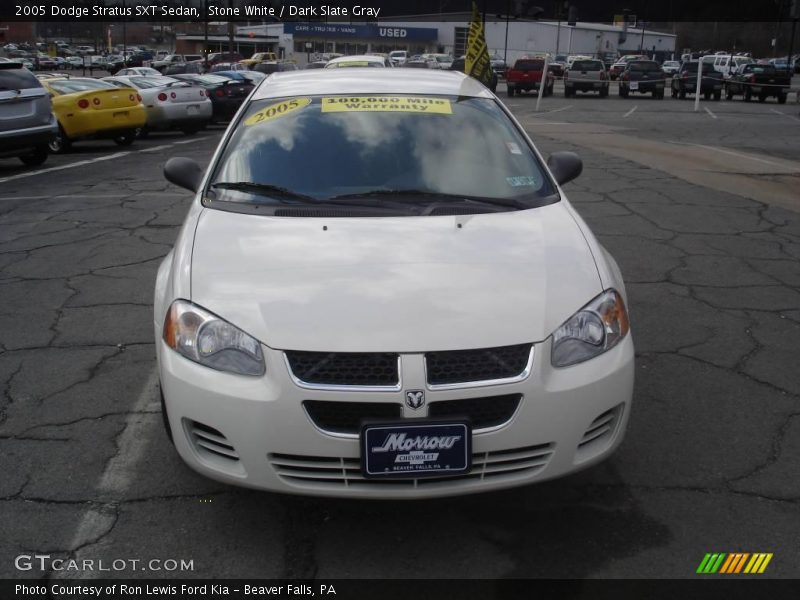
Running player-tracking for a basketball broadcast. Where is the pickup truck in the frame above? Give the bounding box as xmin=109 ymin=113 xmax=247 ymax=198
xmin=564 ymin=59 xmax=609 ymax=97
xmin=725 ymin=63 xmax=790 ymax=103
xmin=506 ymin=58 xmax=554 ymax=98
xmin=153 ymin=54 xmax=185 ymax=72
xmin=618 ymin=61 xmax=666 ymax=99
xmin=670 ymin=61 xmax=723 ymax=100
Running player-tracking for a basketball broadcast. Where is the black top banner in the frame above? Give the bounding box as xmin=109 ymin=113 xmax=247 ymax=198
xmin=2 ymin=579 xmax=798 ymax=600
xmin=0 ymin=0 xmax=796 ymax=22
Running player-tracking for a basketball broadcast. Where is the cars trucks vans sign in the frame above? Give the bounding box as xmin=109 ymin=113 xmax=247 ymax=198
xmin=284 ymin=23 xmax=437 ymax=41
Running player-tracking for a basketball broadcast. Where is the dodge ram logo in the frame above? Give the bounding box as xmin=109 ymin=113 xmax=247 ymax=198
xmin=405 ymin=390 xmax=425 ymax=410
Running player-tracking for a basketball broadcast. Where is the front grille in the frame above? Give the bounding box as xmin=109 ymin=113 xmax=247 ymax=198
xmin=303 ymin=400 xmax=402 ymax=434
xmin=269 ymin=443 xmax=554 ymax=490
xmin=426 ymin=344 xmax=532 ymax=385
xmin=187 ymin=420 xmax=239 ymax=462
xmin=575 ymin=404 xmax=624 ymax=463
xmin=428 ymin=394 xmax=521 ymax=429
xmin=285 ymin=351 xmax=399 ymax=387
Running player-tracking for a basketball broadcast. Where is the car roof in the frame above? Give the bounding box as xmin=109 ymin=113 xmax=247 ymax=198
xmin=251 ymin=69 xmax=494 ymax=101
xmin=328 ymin=55 xmax=385 ymax=64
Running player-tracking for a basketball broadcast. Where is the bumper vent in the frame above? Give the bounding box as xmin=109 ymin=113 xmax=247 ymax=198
xmin=188 ymin=420 xmax=239 ymax=462
xmin=285 ymin=351 xmax=399 ymax=387
xmin=425 ymin=344 xmax=532 ymax=386
xmin=428 ymin=394 xmax=521 ymax=429
xmin=303 ymin=400 xmax=402 ymax=435
xmin=269 ymin=443 xmax=554 ymax=490
xmin=575 ymin=404 xmax=624 ymax=463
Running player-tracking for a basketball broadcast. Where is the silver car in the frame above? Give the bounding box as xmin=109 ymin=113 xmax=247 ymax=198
xmin=103 ymin=75 xmax=212 ymax=136
xmin=0 ymin=63 xmax=57 ymax=166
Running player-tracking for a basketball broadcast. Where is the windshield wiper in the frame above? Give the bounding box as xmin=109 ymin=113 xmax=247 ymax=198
xmin=328 ymin=189 xmax=528 ymax=209
xmin=210 ymin=182 xmax=318 ymax=203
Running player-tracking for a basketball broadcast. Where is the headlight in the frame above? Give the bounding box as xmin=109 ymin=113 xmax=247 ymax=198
xmin=551 ymin=289 xmax=630 ymax=367
xmin=162 ymin=300 xmax=265 ymax=376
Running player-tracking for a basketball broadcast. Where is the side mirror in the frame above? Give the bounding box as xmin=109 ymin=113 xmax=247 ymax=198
xmin=164 ymin=157 xmax=203 ymax=193
xmin=547 ymin=151 xmax=583 ymax=186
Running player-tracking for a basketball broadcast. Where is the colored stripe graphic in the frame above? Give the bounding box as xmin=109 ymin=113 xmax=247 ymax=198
xmin=697 ymin=553 xmax=726 ymax=573
xmin=699 ymin=552 xmax=773 ymax=574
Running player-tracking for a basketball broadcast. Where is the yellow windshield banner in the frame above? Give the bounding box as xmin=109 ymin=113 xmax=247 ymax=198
xmin=335 ymin=61 xmax=370 ymax=67
xmin=321 ymin=96 xmax=453 ymax=114
xmin=244 ymin=97 xmax=311 ymax=126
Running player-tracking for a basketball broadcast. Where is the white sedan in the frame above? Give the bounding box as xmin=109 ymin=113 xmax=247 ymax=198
xmin=156 ymin=70 xmax=634 ymax=498
xmin=103 ymin=75 xmax=211 ymax=135
xmin=116 ymin=67 xmax=162 ymax=77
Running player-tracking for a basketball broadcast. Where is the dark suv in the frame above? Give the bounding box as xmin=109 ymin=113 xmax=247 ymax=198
xmin=0 ymin=63 xmax=58 ymax=166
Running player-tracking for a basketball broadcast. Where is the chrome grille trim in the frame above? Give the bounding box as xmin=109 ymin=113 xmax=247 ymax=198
xmin=283 ymin=353 xmax=402 ymax=392
xmin=425 ymin=345 xmax=535 ymax=390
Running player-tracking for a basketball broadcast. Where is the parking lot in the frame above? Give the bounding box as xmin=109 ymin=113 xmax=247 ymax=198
xmin=1 ymin=77 xmax=799 ymax=579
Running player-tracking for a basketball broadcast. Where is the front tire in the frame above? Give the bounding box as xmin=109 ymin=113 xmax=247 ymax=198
xmin=507 ymin=85 xmax=515 ymax=98
xmin=679 ymin=88 xmax=686 ymax=100
xmin=778 ymin=93 xmax=787 ymax=104
xmin=19 ymin=145 xmax=49 ymax=166
xmin=744 ymin=88 xmax=752 ymax=102
xmin=113 ymin=130 xmax=137 ymax=146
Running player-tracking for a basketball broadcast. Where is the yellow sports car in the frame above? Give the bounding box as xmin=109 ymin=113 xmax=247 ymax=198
xmin=41 ymin=78 xmax=146 ymax=152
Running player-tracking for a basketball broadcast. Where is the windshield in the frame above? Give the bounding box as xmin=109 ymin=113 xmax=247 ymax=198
xmin=514 ymin=59 xmax=544 ymax=71
xmin=629 ymin=62 xmax=661 ymax=72
xmin=571 ymin=60 xmax=603 ymax=71
xmin=209 ymin=95 xmax=557 ymax=214
xmin=743 ymin=65 xmax=776 ymax=74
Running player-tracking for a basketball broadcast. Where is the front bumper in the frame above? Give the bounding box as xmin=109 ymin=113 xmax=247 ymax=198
xmin=158 ymin=334 xmax=635 ymax=499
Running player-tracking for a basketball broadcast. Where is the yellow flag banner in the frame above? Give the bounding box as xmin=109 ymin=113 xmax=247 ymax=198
xmin=465 ymin=1 xmax=493 ymax=87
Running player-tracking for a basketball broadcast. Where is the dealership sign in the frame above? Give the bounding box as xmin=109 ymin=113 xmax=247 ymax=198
xmin=284 ymin=23 xmax=437 ymax=41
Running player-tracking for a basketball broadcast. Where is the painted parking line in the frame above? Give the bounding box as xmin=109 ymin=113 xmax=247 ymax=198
xmin=666 ymin=140 xmax=791 ymax=167
xmin=546 ymin=105 xmax=573 ymax=114
xmin=0 ymin=137 xmax=212 ymax=185
xmin=704 ymin=107 xmax=718 ymax=119
xmin=770 ymin=108 xmax=800 ymax=123
xmin=0 ymin=152 xmax=130 ymax=185
xmin=623 ymin=106 xmax=638 ymax=118
xmin=66 ymin=370 xmax=161 ymax=575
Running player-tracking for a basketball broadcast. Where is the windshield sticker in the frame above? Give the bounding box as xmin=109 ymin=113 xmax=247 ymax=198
xmin=506 ymin=142 xmax=522 ymax=155
xmin=506 ymin=176 xmax=540 ymax=187
xmin=334 ymin=61 xmax=371 ymax=67
xmin=321 ymin=96 xmax=453 ymax=114
xmin=244 ymin=97 xmax=311 ymax=126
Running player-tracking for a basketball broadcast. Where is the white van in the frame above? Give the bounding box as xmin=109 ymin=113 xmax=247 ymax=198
xmin=706 ymin=54 xmax=755 ymax=78
xmin=388 ymin=50 xmax=408 ymax=65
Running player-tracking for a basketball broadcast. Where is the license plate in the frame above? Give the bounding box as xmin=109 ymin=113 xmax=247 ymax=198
xmin=630 ymin=81 xmax=639 ymax=90
xmin=361 ymin=421 xmax=471 ymax=478
xmin=113 ymin=111 xmax=128 ymax=118
xmin=593 ymin=82 xmax=601 ymax=87
xmin=187 ymin=105 xmax=199 ymax=115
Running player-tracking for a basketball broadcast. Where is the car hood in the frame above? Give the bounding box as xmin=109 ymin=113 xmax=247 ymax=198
xmin=190 ymin=203 xmax=602 ymax=352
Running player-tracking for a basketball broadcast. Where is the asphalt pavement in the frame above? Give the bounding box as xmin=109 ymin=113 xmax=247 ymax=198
xmin=1 ymin=82 xmax=799 ymax=579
